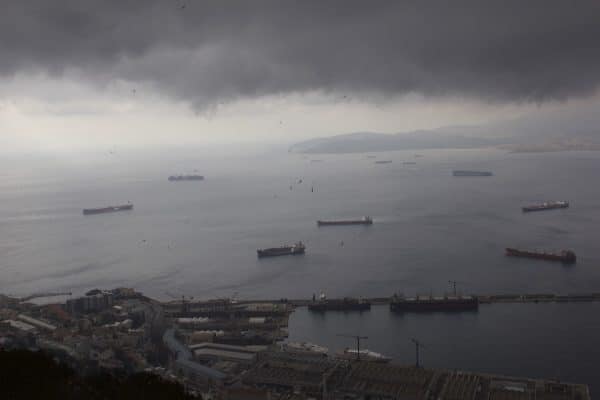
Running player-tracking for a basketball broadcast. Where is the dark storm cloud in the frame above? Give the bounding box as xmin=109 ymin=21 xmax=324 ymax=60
xmin=2 ymin=0 xmax=600 ymax=107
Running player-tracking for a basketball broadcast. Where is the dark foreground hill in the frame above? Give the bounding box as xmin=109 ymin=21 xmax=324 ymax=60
xmin=0 ymin=349 xmax=194 ymax=400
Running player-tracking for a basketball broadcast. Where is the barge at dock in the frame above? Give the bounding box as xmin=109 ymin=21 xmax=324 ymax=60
xmin=452 ymin=170 xmax=493 ymax=176
xmin=82 ymin=204 xmax=133 ymax=215
xmin=308 ymin=294 xmax=370 ymax=312
xmin=389 ymin=294 xmax=479 ymax=313
xmin=522 ymin=201 xmax=569 ymax=212
xmin=257 ymin=242 xmax=305 ymax=258
xmin=505 ymin=248 xmax=576 ymax=264
xmin=317 ymin=216 xmax=373 ymax=226
xmin=168 ymin=175 xmax=204 ymax=181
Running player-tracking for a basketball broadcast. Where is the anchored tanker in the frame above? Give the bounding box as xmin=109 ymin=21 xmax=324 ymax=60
xmin=390 ymin=294 xmax=479 ymax=313
xmin=82 ymin=204 xmax=133 ymax=215
xmin=505 ymin=248 xmax=576 ymax=264
xmin=168 ymin=175 xmax=204 ymax=181
xmin=317 ymin=216 xmax=373 ymax=226
xmin=453 ymin=170 xmax=493 ymax=176
xmin=522 ymin=201 xmax=569 ymax=212
xmin=257 ymin=242 xmax=305 ymax=258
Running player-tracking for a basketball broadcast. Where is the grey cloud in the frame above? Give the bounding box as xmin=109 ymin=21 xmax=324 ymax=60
xmin=2 ymin=1 xmax=600 ymax=107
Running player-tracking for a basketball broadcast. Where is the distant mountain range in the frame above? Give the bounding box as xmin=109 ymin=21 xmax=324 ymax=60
xmin=289 ymin=128 xmax=504 ymax=154
xmin=289 ymin=111 xmax=600 ymax=154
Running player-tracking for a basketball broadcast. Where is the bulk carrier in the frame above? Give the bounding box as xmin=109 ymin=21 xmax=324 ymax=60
xmin=168 ymin=175 xmax=204 ymax=181
xmin=257 ymin=242 xmax=305 ymax=258
xmin=522 ymin=201 xmax=569 ymax=212
xmin=317 ymin=216 xmax=373 ymax=226
xmin=82 ymin=204 xmax=133 ymax=215
xmin=452 ymin=170 xmax=493 ymax=177
xmin=505 ymin=248 xmax=576 ymax=264
xmin=389 ymin=294 xmax=479 ymax=313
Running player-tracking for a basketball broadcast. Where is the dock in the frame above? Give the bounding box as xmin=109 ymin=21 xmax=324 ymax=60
xmin=160 ymin=292 xmax=600 ymax=314
xmin=285 ymin=293 xmax=600 ymax=306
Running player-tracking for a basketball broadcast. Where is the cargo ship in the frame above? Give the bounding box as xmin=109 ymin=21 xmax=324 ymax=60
xmin=336 ymin=348 xmax=391 ymax=363
xmin=389 ymin=294 xmax=479 ymax=313
xmin=375 ymin=160 xmax=392 ymax=164
xmin=82 ymin=204 xmax=133 ymax=215
xmin=505 ymin=248 xmax=576 ymax=264
xmin=452 ymin=170 xmax=493 ymax=176
xmin=522 ymin=201 xmax=569 ymax=212
xmin=168 ymin=175 xmax=204 ymax=181
xmin=317 ymin=216 xmax=373 ymax=226
xmin=308 ymin=294 xmax=371 ymax=312
xmin=257 ymin=242 xmax=305 ymax=258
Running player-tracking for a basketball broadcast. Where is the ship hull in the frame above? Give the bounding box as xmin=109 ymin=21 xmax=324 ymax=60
xmin=505 ymin=248 xmax=576 ymax=264
xmin=168 ymin=175 xmax=204 ymax=181
xmin=257 ymin=248 xmax=305 ymax=258
xmin=452 ymin=170 xmax=493 ymax=176
xmin=336 ymin=351 xmax=391 ymax=363
xmin=390 ymin=299 xmax=478 ymax=313
xmin=82 ymin=204 xmax=133 ymax=215
xmin=317 ymin=220 xmax=372 ymax=226
xmin=522 ymin=203 xmax=569 ymax=212
xmin=308 ymin=302 xmax=371 ymax=312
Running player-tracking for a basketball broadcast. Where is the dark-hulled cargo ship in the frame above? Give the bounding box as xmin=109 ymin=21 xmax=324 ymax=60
xmin=308 ymin=294 xmax=371 ymax=312
xmin=453 ymin=170 xmax=493 ymax=176
xmin=505 ymin=248 xmax=576 ymax=264
xmin=168 ymin=175 xmax=204 ymax=181
xmin=83 ymin=204 xmax=133 ymax=215
xmin=317 ymin=216 xmax=373 ymax=226
xmin=389 ymin=294 xmax=479 ymax=313
xmin=257 ymin=242 xmax=305 ymax=258
xmin=522 ymin=201 xmax=569 ymax=212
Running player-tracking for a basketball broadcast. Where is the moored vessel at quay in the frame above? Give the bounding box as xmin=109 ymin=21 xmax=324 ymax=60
xmin=522 ymin=201 xmax=569 ymax=212
xmin=335 ymin=348 xmax=392 ymax=363
xmin=168 ymin=175 xmax=204 ymax=181
xmin=505 ymin=248 xmax=576 ymax=264
xmin=257 ymin=242 xmax=305 ymax=258
xmin=308 ymin=294 xmax=371 ymax=312
xmin=389 ymin=294 xmax=479 ymax=313
xmin=282 ymin=342 xmax=328 ymax=356
xmin=82 ymin=204 xmax=133 ymax=215
xmin=317 ymin=216 xmax=373 ymax=226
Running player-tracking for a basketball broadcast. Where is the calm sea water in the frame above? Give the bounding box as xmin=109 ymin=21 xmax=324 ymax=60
xmin=289 ymin=303 xmax=600 ymax=394
xmin=1 ymin=145 xmax=600 ymax=390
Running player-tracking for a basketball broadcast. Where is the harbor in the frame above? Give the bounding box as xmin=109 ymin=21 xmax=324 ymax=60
xmin=165 ymin=291 xmax=600 ymax=309
xmin=1 ymin=286 xmax=598 ymax=397
xmin=4 ymin=149 xmax=600 ymax=396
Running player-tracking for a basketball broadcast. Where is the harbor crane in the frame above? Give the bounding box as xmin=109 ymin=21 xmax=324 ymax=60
xmin=411 ymin=338 xmax=425 ymax=368
xmin=448 ymin=280 xmax=465 ymax=296
xmin=337 ymin=334 xmax=368 ymax=361
xmin=165 ymin=291 xmax=194 ymax=314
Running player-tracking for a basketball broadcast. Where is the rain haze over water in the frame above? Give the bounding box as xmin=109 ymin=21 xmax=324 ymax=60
xmin=3 ymin=147 xmax=600 ymax=300
xmin=3 ymin=0 xmax=600 ymax=395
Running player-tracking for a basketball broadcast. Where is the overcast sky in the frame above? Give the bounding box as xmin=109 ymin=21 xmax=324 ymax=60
xmin=1 ymin=1 xmax=600 ymax=151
